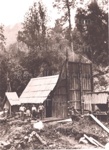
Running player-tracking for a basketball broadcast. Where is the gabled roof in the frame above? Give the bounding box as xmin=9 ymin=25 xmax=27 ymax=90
xmin=19 ymin=74 xmax=59 ymax=104
xmin=5 ymin=92 xmax=20 ymax=106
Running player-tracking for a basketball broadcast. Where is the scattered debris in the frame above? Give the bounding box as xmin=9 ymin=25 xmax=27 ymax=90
xmin=0 ymin=115 xmax=108 ymax=149
xmin=0 ymin=117 xmax=7 ymax=123
xmin=0 ymin=141 xmax=11 ymax=149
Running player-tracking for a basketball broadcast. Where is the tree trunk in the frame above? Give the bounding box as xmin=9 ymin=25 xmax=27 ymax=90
xmin=66 ymin=0 xmax=72 ymax=48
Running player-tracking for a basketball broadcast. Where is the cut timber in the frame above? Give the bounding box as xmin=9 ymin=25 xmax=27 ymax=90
xmin=57 ymin=118 xmax=72 ymax=123
xmin=30 ymin=131 xmax=47 ymax=145
xmin=84 ymin=134 xmax=98 ymax=147
xmin=90 ymin=114 xmax=109 ymax=133
xmin=35 ymin=132 xmax=47 ymax=145
xmin=90 ymin=137 xmax=105 ymax=149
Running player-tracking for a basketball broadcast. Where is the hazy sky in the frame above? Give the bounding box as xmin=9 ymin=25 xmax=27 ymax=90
xmin=0 ymin=0 xmax=106 ymax=27
xmin=0 ymin=0 xmax=90 ymax=27
xmin=0 ymin=0 xmax=55 ymax=26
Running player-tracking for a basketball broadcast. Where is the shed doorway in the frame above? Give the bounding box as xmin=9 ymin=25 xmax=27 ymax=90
xmin=46 ymin=98 xmax=52 ymax=117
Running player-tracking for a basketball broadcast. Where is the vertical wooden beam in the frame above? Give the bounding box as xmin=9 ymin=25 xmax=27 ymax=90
xmin=65 ymin=49 xmax=69 ymax=117
xmin=90 ymin=64 xmax=93 ymax=92
xmin=66 ymin=0 xmax=72 ymax=48
xmin=90 ymin=63 xmax=95 ymax=111
xmin=10 ymin=104 xmax=11 ymax=116
xmin=79 ymin=62 xmax=82 ymax=113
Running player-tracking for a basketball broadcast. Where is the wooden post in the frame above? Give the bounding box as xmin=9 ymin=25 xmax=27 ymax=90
xmin=81 ymin=95 xmax=84 ymax=115
xmin=44 ymin=102 xmax=46 ymax=118
xmin=90 ymin=94 xmax=92 ymax=111
xmin=65 ymin=48 xmax=70 ymax=117
xmin=90 ymin=64 xmax=93 ymax=92
xmin=9 ymin=104 xmax=11 ymax=116
xmin=79 ymin=62 xmax=82 ymax=114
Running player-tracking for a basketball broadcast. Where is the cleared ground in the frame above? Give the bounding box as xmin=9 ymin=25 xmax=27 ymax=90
xmin=0 ymin=116 xmax=108 ymax=149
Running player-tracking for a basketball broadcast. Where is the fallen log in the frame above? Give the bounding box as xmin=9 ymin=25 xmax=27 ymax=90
xmin=90 ymin=114 xmax=109 ymax=133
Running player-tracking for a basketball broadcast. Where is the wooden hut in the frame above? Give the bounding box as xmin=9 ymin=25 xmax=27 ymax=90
xmin=4 ymin=92 xmax=21 ymax=114
xmin=19 ymin=52 xmax=93 ymax=119
xmin=19 ymin=75 xmax=59 ymax=117
xmin=52 ymin=52 xmax=93 ymax=118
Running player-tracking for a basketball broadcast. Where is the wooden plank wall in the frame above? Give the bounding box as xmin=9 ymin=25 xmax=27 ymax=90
xmin=68 ymin=62 xmax=80 ymax=110
xmin=81 ymin=64 xmax=92 ymax=110
xmin=52 ymin=61 xmax=93 ymax=118
xmin=52 ymin=64 xmax=67 ymax=118
xmin=68 ymin=62 xmax=93 ymax=111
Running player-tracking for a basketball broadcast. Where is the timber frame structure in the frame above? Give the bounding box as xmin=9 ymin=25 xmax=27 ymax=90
xmin=50 ymin=54 xmax=93 ymax=118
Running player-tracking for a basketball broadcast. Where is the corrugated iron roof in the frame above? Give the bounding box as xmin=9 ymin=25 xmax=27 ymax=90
xmin=5 ymin=92 xmax=20 ymax=106
xmin=19 ymin=74 xmax=59 ymax=104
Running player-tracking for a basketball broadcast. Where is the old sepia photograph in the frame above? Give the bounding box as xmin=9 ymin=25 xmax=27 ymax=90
xmin=0 ymin=0 xmax=108 ymax=149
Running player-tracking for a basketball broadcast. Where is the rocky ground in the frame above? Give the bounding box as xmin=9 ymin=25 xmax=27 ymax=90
xmin=0 ymin=115 xmax=109 ymax=150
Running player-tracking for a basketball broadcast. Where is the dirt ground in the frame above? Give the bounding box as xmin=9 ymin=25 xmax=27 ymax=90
xmin=0 ymin=115 xmax=109 ymax=149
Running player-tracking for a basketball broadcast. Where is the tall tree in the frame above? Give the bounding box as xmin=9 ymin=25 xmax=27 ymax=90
xmin=0 ymin=25 xmax=6 ymax=53
xmin=0 ymin=25 xmax=7 ymax=99
xmin=7 ymin=42 xmax=32 ymax=96
xmin=53 ymin=0 xmax=75 ymax=48
xmin=75 ymin=0 xmax=108 ymax=66
xmin=17 ymin=1 xmax=48 ymax=76
xmin=41 ymin=19 xmax=67 ymax=74
xmin=17 ymin=1 xmax=67 ymax=77
xmin=17 ymin=2 xmax=47 ymax=50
